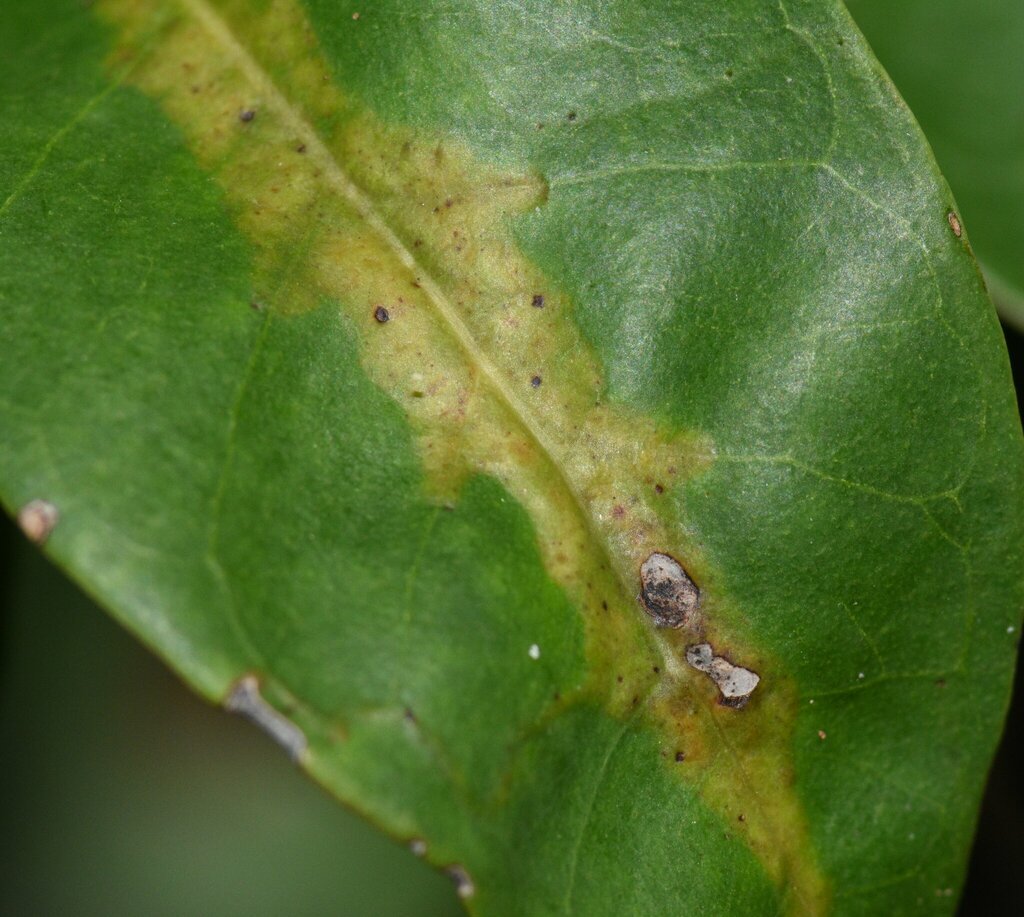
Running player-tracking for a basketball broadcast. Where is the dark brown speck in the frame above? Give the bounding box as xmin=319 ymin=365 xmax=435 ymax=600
xmin=532 ymin=293 xmax=545 ymax=308
xmin=239 ymin=109 xmax=256 ymax=123
xmin=374 ymin=306 xmax=390 ymax=323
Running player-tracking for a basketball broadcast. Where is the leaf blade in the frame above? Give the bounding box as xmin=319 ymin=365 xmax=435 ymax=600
xmin=1 ymin=1 xmax=1021 ymax=914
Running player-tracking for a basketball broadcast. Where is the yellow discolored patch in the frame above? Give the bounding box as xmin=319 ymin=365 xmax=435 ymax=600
xmin=98 ymin=0 xmax=828 ymax=910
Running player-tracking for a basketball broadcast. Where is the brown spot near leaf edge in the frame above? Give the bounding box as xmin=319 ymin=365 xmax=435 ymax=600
xmin=947 ymin=210 xmax=962 ymax=238
xmin=639 ymin=552 xmax=701 ymax=629
xmin=17 ymin=499 xmax=59 ymax=545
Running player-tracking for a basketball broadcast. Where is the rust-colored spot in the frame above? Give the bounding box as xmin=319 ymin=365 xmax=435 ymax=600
xmin=947 ymin=211 xmax=962 ymax=238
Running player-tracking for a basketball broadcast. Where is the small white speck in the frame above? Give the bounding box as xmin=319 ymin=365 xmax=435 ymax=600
xmin=1008 ymin=626 xmax=1016 ymax=634
xmin=909 ymin=833 xmax=916 ymax=840
xmin=410 ymin=839 xmax=427 ymax=857
xmin=808 ymin=699 xmax=815 ymax=705
xmin=858 ymin=672 xmax=865 ymax=679
xmin=528 ymin=643 xmax=540 ymax=659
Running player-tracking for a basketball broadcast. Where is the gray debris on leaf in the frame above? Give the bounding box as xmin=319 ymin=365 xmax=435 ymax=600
xmin=686 ymin=642 xmax=760 ymax=708
xmin=225 ymin=675 xmax=308 ymax=762
xmin=639 ymin=552 xmax=701 ymax=629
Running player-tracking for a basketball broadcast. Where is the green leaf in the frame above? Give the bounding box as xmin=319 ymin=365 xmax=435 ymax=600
xmin=846 ymin=0 xmax=1024 ymax=327
xmin=1 ymin=1 xmax=1021 ymax=913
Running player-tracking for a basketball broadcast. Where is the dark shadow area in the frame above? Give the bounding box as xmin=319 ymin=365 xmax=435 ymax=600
xmin=958 ymin=322 xmax=1024 ymax=915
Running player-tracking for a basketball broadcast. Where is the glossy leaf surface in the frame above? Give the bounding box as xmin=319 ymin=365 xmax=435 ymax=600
xmin=1 ymin=1 xmax=1022 ymax=914
xmin=847 ymin=0 xmax=1024 ymax=324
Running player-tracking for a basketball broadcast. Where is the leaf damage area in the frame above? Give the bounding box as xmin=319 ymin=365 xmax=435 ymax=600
xmin=224 ymin=674 xmax=308 ymax=762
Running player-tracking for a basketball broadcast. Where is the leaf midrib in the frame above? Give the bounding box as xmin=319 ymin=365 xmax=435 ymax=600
xmin=177 ymin=0 xmax=653 ymax=631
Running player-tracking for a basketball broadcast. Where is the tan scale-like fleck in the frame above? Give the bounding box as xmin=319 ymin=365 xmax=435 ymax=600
xmin=98 ymin=0 xmax=828 ymax=910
